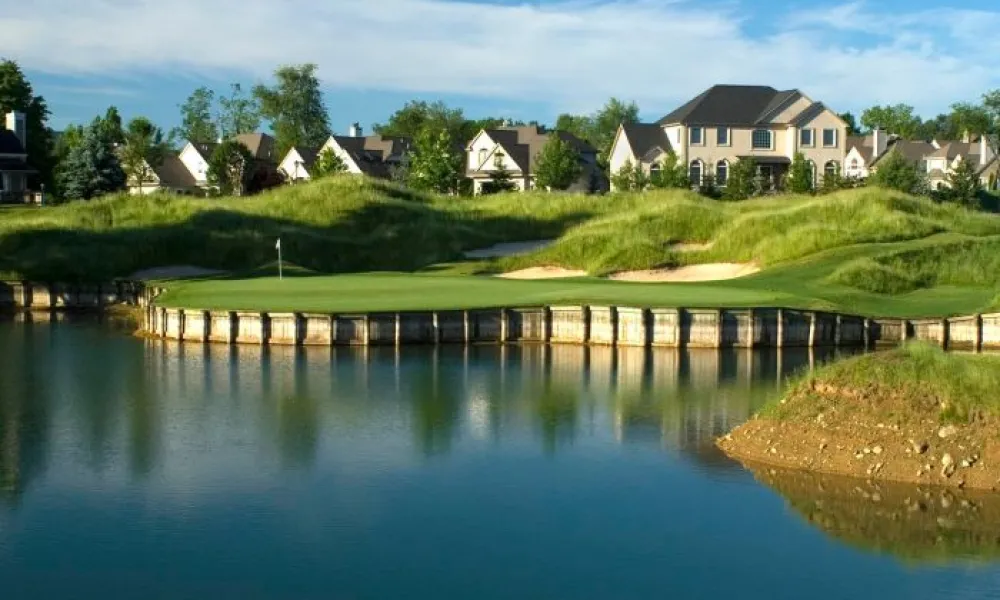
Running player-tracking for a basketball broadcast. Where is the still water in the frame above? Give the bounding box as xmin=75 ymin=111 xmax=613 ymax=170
xmin=1 ymin=318 xmax=1000 ymax=599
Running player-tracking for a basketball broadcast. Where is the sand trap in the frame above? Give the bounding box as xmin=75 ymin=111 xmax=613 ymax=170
xmin=498 ymin=266 xmax=588 ymax=280
xmin=670 ymin=241 xmax=713 ymax=253
xmin=129 ymin=265 xmax=226 ymax=281
xmin=464 ymin=240 xmax=553 ymax=259
xmin=608 ymin=263 xmax=759 ymax=283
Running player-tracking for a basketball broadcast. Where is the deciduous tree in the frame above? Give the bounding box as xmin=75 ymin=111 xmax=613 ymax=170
xmin=254 ymin=64 xmax=331 ymax=156
xmin=173 ymin=87 xmax=218 ymax=144
xmin=861 ymin=104 xmax=921 ymax=138
xmin=217 ymin=83 xmax=261 ymax=138
xmin=648 ymin=153 xmax=689 ymax=189
xmin=0 ymin=60 xmax=55 ymax=189
xmin=944 ymin=158 xmax=982 ymax=207
xmin=408 ymin=128 xmax=463 ymax=194
xmin=312 ymin=148 xmax=347 ymax=178
xmin=610 ymin=160 xmax=648 ymax=192
xmin=120 ymin=117 xmax=170 ymax=191
xmin=533 ymin=135 xmax=582 ymax=190
xmin=723 ymin=158 xmax=757 ymax=201
xmin=868 ymin=150 xmax=926 ymax=195
xmin=208 ymin=139 xmax=254 ymax=196
xmin=481 ymin=155 xmax=517 ymax=194
xmin=786 ymin=153 xmax=814 ymax=194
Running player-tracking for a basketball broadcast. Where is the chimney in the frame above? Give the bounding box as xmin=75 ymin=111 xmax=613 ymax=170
xmin=349 ymin=122 xmax=362 ymax=137
xmin=5 ymin=112 xmax=26 ymax=150
xmin=872 ymin=128 xmax=888 ymax=159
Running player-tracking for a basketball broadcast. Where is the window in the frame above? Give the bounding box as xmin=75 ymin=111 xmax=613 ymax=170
xmin=717 ymin=127 xmax=730 ymax=146
xmin=478 ymin=148 xmax=488 ymax=166
xmin=823 ymin=129 xmax=838 ymax=148
xmin=850 ymin=158 xmax=859 ymax=171
xmin=824 ymin=160 xmax=840 ymax=180
xmin=689 ymin=160 xmax=703 ymax=186
xmin=690 ymin=127 xmax=704 ymax=145
xmin=800 ymin=129 xmax=814 ymax=147
xmin=716 ymin=160 xmax=729 ymax=186
xmin=752 ymin=129 xmax=773 ymax=150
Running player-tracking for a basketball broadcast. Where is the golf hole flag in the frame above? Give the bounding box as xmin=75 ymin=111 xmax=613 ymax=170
xmin=276 ymin=238 xmax=283 ymax=280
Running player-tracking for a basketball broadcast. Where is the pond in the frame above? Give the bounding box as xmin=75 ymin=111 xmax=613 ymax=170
xmin=1 ymin=318 xmax=999 ymax=599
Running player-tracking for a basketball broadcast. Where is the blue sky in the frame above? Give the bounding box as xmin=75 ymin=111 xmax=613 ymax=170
xmin=7 ymin=0 xmax=1000 ymax=135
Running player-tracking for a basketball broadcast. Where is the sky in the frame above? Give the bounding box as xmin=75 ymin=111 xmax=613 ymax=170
xmin=4 ymin=0 xmax=1000 ymax=134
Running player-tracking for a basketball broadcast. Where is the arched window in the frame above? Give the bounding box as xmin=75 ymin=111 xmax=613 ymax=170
xmin=716 ymin=160 xmax=729 ymax=186
xmin=689 ymin=160 xmax=703 ymax=186
xmin=850 ymin=158 xmax=859 ymax=170
xmin=478 ymin=148 xmax=488 ymax=166
xmin=824 ymin=160 xmax=840 ymax=180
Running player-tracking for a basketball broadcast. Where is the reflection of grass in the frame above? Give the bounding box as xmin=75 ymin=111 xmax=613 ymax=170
xmin=750 ymin=464 xmax=1000 ymax=564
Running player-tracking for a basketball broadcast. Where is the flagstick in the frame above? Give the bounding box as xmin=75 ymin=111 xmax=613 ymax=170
xmin=277 ymin=238 xmax=283 ymax=281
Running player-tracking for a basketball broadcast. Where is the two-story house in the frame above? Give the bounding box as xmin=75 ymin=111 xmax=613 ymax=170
xmin=0 ymin=111 xmax=40 ymax=204
xmin=466 ymin=125 xmax=602 ymax=194
xmin=924 ymin=136 xmax=997 ymax=190
xmin=609 ymin=85 xmax=849 ymax=190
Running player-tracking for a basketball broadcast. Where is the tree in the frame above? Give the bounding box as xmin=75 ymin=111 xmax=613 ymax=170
xmin=786 ymin=153 xmax=814 ymax=193
xmin=312 ymin=148 xmax=347 ymax=178
xmin=95 ymin=106 xmax=125 ymax=146
xmin=723 ymin=158 xmax=757 ymax=201
xmin=374 ymin=100 xmax=466 ymax=141
xmin=944 ymin=158 xmax=982 ymax=207
xmin=533 ymin=135 xmax=582 ymax=190
xmin=57 ymin=119 xmax=126 ymax=200
xmin=173 ymin=87 xmax=218 ymax=144
xmin=481 ymin=155 xmax=518 ymax=195
xmin=868 ymin=150 xmax=926 ymax=194
xmin=0 ymin=60 xmax=55 ymax=190
xmin=207 ymin=139 xmax=254 ymax=196
xmin=254 ymin=64 xmax=331 ymax=156
xmin=839 ymin=112 xmax=860 ymax=136
xmin=861 ymin=104 xmax=921 ymax=138
xmin=592 ymin=98 xmax=640 ymax=166
xmin=949 ymin=102 xmax=992 ymax=140
xmin=217 ymin=83 xmax=261 ymax=138
xmin=120 ymin=117 xmax=169 ymax=191
xmin=610 ymin=160 xmax=648 ymax=192
xmin=553 ymin=113 xmax=593 ymax=143
xmin=408 ymin=128 xmax=463 ymax=194
xmin=648 ymin=153 xmax=689 ymax=189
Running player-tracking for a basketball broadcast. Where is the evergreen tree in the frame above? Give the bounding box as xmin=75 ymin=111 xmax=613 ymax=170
xmin=408 ymin=128 xmax=463 ymax=194
xmin=207 ymin=139 xmax=254 ymax=196
xmin=312 ymin=148 xmax=347 ymax=177
xmin=533 ymin=135 xmax=582 ymax=190
xmin=868 ymin=150 xmax=926 ymax=195
xmin=254 ymin=64 xmax=331 ymax=156
xmin=481 ymin=154 xmax=517 ymax=194
xmin=787 ymin=153 xmax=814 ymax=194
xmin=648 ymin=153 xmax=688 ymax=189
xmin=57 ymin=119 xmax=126 ymax=200
xmin=723 ymin=158 xmax=757 ymax=200
xmin=945 ymin=158 xmax=982 ymax=207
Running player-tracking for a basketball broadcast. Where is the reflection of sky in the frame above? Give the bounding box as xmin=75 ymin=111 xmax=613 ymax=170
xmin=1 ymin=322 xmax=997 ymax=599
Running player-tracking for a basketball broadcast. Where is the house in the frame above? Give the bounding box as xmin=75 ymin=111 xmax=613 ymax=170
xmin=465 ymin=125 xmax=601 ymax=194
xmin=845 ymin=131 xmax=939 ymax=179
xmin=0 ymin=111 xmax=40 ymax=204
xmin=177 ymin=141 xmax=216 ymax=189
xmin=923 ymin=136 xmax=996 ymax=190
xmin=170 ymin=132 xmax=280 ymax=194
xmin=608 ymin=123 xmax=673 ymax=177
xmin=279 ymin=124 xmax=411 ymax=182
xmin=608 ymin=85 xmax=850 ymax=190
xmin=127 ymin=155 xmax=199 ymax=195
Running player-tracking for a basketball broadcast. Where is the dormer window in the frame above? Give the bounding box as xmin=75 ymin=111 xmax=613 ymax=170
xmin=752 ymin=129 xmax=773 ymax=150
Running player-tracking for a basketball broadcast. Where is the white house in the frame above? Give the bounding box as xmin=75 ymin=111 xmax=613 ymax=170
xmin=278 ymin=124 xmax=411 ymax=181
xmin=127 ymin=155 xmax=199 ymax=195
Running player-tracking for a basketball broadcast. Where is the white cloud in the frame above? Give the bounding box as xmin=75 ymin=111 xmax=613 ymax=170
xmin=2 ymin=0 xmax=999 ymax=116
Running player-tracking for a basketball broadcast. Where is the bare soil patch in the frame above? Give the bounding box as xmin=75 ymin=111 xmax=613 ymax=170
xmin=608 ymin=262 xmax=759 ymax=283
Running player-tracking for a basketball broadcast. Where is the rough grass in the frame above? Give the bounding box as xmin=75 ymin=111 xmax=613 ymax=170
xmin=763 ymin=343 xmax=1000 ymax=424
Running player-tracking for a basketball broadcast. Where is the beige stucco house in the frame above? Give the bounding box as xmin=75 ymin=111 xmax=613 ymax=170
xmin=608 ymin=85 xmax=849 ymax=191
xmin=923 ymin=137 xmax=997 ymax=190
xmin=466 ymin=125 xmax=602 ymax=194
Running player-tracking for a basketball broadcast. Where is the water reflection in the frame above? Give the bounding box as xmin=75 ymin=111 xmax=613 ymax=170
xmin=0 ymin=320 xmax=859 ymax=502
xmin=749 ymin=464 xmax=1000 ymax=564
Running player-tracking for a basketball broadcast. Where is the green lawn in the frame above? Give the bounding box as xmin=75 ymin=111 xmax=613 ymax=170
xmin=155 ymin=235 xmax=996 ymax=318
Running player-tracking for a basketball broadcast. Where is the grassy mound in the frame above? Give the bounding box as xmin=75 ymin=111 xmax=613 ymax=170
xmin=719 ymin=344 xmax=1000 ymax=490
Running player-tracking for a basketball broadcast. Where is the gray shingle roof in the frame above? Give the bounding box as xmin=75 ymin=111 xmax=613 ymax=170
xmin=0 ymin=130 xmax=25 ymax=154
xmin=621 ymin=123 xmax=671 ymax=161
xmin=657 ymin=85 xmax=804 ymax=126
xmin=476 ymin=126 xmax=596 ymax=174
xmin=152 ymin=155 xmax=197 ymax=188
xmin=234 ymin=133 xmax=277 ymax=162
xmin=869 ymin=139 xmax=937 ymax=167
xmin=333 ymin=134 xmax=412 ymax=178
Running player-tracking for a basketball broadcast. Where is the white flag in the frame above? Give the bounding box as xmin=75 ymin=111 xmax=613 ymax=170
xmin=275 ymin=238 xmax=281 ymax=250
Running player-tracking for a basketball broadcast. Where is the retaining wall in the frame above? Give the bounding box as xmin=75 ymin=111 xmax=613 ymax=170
xmin=140 ymin=305 xmax=994 ymax=350
xmin=0 ymin=281 xmax=147 ymax=310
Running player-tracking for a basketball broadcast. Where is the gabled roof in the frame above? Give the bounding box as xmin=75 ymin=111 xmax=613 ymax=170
xmin=869 ymin=139 xmax=937 ymax=168
xmin=474 ymin=126 xmax=596 ymax=174
xmin=846 ymin=135 xmax=874 ymax=163
xmin=620 ymin=123 xmax=672 ymax=161
xmin=331 ymin=134 xmax=413 ymax=178
xmin=926 ymin=141 xmax=982 ymax=161
xmin=234 ymin=133 xmax=277 ymax=162
xmin=657 ymin=85 xmax=806 ymax=126
xmin=152 ymin=155 xmax=197 ymax=188
xmin=0 ymin=130 xmax=25 ymax=154
xmin=188 ymin=141 xmax=217 ymax=161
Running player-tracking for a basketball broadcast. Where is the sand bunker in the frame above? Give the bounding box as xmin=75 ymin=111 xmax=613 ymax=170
xmin=129 ymin=265 xmax=225 ymax=281
xmin=498 ymin=266 xmax=588 ymax=280
xmin=608 ymin=263 xmax=759 ymax=283
xmin=464 ymin=240 xmax=553 ymax=259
